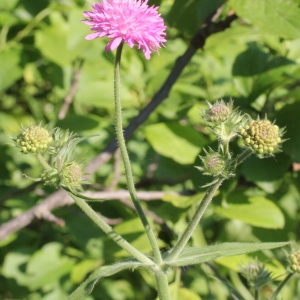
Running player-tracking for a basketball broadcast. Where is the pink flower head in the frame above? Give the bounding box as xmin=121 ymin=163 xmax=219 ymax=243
xmin=82 ymin=0 xmax=167 ymax=60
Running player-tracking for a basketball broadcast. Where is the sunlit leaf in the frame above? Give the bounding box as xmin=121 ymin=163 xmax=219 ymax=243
xmin=215 ymin=197 xmax=285 ymax=228
xmin=166 ymin=242 xmax=290 ymax=266
xmin=68 ymin=260 xmax=147 ymax=300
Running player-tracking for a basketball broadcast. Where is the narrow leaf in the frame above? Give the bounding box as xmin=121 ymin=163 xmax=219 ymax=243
xmin=68 ymin=260 xmax=146 ymax=300
xmin=166 ymin=242 xmax=290 ymax=267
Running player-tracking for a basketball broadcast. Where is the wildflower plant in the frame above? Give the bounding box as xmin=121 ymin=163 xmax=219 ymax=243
xmin=10 ymin=1 xmax=294 ymax=299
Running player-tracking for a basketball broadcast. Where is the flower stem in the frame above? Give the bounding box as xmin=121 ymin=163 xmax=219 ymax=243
xmin=114 ymin=43 xmax=162 ymax=265
xmin=269 ymin=272 xmax=294 ymax=300
xmin=68 ymin=191 xmax=153 ymax=265
xmin=165 ymin=148 xmax=253 ymax=263
xmin=165 ymin=177 xmax=225 ymax=263
xmin=36 ymin=153 xmax=52 ymax=171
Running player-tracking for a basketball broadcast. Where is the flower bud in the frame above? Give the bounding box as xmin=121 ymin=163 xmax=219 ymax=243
xmin=196 ymin=148 xmax=226 ymax=177
xmin=62 ymin=162 xmax=83 ymax=189
xmin=240 ymin=259 xmax=271 ymax=289
xmin=289 ymin=251 xmax=300 ymax=273
xmin=202 ymin=99 xmax=246 ymax=142
xmin=240 ymin=118 xmax=283 ymax=157
xmin=206 ymin=101 xmax=231 ymax=123
xmin=15 ymin=126 xmax=52 ymax=153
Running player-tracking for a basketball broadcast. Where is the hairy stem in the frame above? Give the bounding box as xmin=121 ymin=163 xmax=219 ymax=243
xmin=36 ymin=153 xmax=52 ymax=171
xmin=155 ymin=270 xmax=171 ymax=300
xmin=165 ymin=148 xmax=253 ymax=263
xmin=270 ymin=272 xmax=294 ymax=300
xmin=68 ymin=191 xmax=153 ymax=265
xmin=165 ymin=177 xmax=225 ymax=263
xmin=114 ymin=43 xmax=162 ymax=265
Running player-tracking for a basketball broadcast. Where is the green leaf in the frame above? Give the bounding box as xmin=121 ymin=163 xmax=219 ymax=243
xmin=26 ymin=242 xmax=75 ymax=290
xmin=169 ymin=282 xmax=202 ymax=300
xmin=68 ymin=260 xmax=146 ymax=300
xmin=166 ymin=242 xmax=290 ymax=266
xmin=71 ymin=260 xmax=102 ymax=284
xmin=35 ymin=9 xmax=87 ymax=66
xmin=2 ymin=251 xmax=31 ymax=286
xmin=162 ymin=192 xmax=206 ymax=208
xmin=76 ymin=81 xmax=133 ymax=109
xmin=56 ymin=114 xmax=106 ymax=134
xmin=230 ymin=0 xmax=300 ymax=39
xmin=241 ymin=153 xmax=291 ymax=193
xmin=144 ymin=122 xmax=207 ymax=165
xmin=167 ymin=0 xmax=225 ymax=36
xmin=276 ymin=101 xmax=300 ymax=162
xmin=215 ymin=196 xmax=285 ymax=229
xmin=0 ymin=46 xmax=23 ymax=92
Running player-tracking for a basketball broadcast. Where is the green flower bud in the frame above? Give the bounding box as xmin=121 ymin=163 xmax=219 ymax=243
xmin=196 ymin=148 xmax=226 ymax=177
xmin=40 ymin=168 xmax=60 ymax=188
xmin=202 ymin=99 xmax=247 ymax=143
xmin=289 ymin=251 xmax=300 ymax=273
xmin=15 ymin=126 xmax=52 ymax=153
xmin=205 ymin=99 xmax=232 ymax=123
xmin=240 ymin=259 xmax=271 ymax=289
xmin=62 ymin=162 xmax=83 ymax=189
xmin=240 ymin=118 xmax=284 ymax=157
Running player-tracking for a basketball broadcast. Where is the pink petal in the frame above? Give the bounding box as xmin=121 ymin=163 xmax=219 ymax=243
xmin=105 ymin=37 xmax=123 ymax=51
xmin=85 ymin=32 xmax=100 ymax=40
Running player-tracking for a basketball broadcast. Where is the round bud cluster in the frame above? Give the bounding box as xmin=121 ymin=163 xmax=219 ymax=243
xmin=240 ymin=119 xmax=282 ymax=156
xmin=198 ymin=151 xmax=226 ymax=177
xmin=16 ymin=126 xmax=52 ymax=153
xmin=290 ymin=251 xmax=300 ymax=273
xmin=240 ymin=260 xmax=271 ymax=289
xmin=62 ymin=162 xmax=83 ymax=188
xmin=206 ymin=102 xmax=231 ymax=123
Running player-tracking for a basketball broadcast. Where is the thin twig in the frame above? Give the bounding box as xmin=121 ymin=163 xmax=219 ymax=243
xmin=0 ymin=190 xmax=179 ymax=240
xmin=107 ymin=149 xmax=122 ymax=191
xmin=58 ymin=59 xmax=84 ymax=120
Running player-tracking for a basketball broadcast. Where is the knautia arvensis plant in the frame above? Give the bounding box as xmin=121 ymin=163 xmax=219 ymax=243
xmin=9 ymin=0 xmax=293 ymax=297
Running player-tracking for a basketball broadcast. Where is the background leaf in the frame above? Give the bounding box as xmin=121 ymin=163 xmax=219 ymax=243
xmin=215 ymin=196 xmax=285 ymax=229
xmin=230 ymin=0 xmax=300 ymax=39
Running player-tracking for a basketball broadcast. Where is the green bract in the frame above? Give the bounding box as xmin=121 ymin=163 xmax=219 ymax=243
xmin=196 ymin=148 xmax=226 ymax=177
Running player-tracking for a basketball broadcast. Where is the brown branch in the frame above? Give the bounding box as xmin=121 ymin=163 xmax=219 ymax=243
xmin=0 ymin=189 xmax=180 ymax=240
xmin=107 ymin=149 xmax=122 ymax=191
xmin=58 ymin=58 xmax=84 ymax=120
xmin=0 ymin=13 xmax=237 ymax=241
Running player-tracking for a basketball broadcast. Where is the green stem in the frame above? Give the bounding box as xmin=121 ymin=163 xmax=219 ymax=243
xmin=269 ymin=272 xmax=294 ymax=300
xmin=254 ymin=288 xmax=259 ymax=300
xmin=36 ymin=153 xmax=52 ymax=171
xmin=165 ymin=177 xmax=225 ymax=263
xmin=155 ymin=270 xmax=171 ymax=300
xmin=231 ymin=148 xmax=253 ymax=167
xmin=114 ymin=43 xmax=162 ymax=265
xmin=14 ymin=8 xmax=51 ymax=43
xmin=165 ymin=148 xmax=253 ymax=263
xmin=68 ymin=191 xmax=153 ymax=265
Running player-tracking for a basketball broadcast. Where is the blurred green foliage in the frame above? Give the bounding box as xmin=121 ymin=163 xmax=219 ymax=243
xmin=1 ymin=0 xmax=300 ymax=299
